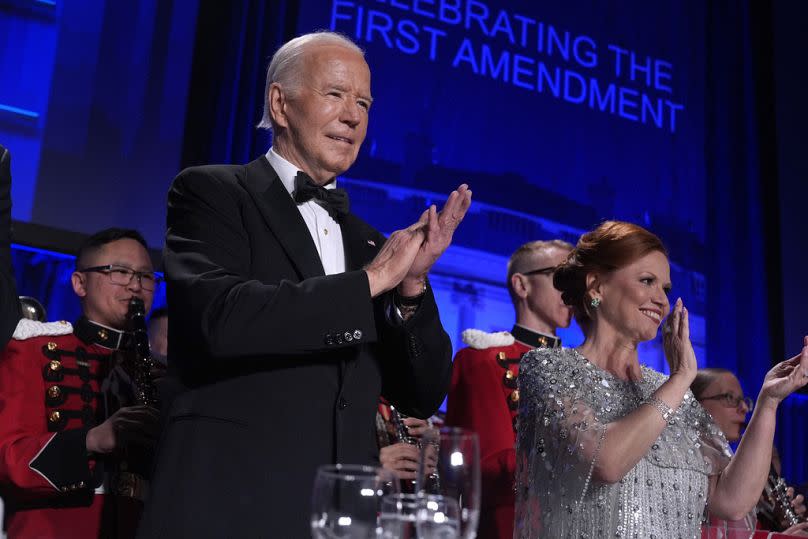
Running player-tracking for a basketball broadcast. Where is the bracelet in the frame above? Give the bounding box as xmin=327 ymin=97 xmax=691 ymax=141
xmin=395 ymin=303 xmax=419 ymax=322
xmin=395 ymin=279 xmax=427 ymax=306
xmin=645 ymin=395 xmax=677 ymax=424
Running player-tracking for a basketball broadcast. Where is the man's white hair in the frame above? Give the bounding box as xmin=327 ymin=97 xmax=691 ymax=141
xmin=257 ymin=31 xmax=364 ymax=131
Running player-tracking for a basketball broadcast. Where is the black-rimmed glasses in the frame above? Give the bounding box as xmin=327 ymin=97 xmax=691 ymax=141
xmin=78 ymin=264 xmax=162 ymax=291
xmin=700 ymin=393 xmax=754 ymax=411
xmin=519 ymin=266 xmax=556 ymax=277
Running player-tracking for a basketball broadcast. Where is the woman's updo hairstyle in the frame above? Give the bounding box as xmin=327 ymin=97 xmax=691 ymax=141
xmin=553 ymin=221 xmax=668 ymax=330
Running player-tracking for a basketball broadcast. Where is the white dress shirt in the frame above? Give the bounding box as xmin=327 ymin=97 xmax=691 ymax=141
xmin=265 ymin=148 xmax=346 ymax=275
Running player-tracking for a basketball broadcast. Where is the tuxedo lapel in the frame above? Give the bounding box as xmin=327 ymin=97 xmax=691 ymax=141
xmin=240 ymin=157 xmax=325 ymax=280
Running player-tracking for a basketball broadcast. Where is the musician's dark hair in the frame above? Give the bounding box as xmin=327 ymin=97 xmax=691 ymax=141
xmin=553 ymin=221 xmax=667 ymax=331
xmin=690 ymin=368 xmax=734 ymax=400
xmin=75 ymin=228 xmax=149 ymax=270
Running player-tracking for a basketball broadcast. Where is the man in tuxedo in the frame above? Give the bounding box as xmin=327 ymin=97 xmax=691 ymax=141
xmin=0 ymin=145 xmax=20 ymax=347
xmin=446 ymin=240 xmax=572 ymax=539
xmin=138 ymin=31 xmax=471 ymax=538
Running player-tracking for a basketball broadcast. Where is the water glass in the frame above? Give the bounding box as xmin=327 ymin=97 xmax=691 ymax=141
xmin=379 ymin=493 xmax=459 ymax=539
xmin=311 ymin=464 xmax=399 ymax=538
xmin=415 ymin=495 xmax=460 ymax=539
xmin=415 ymin=428 xmax=480 ymax=539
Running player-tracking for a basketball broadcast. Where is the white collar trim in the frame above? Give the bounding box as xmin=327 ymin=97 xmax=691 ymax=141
xmin=461 ymin=328 xmax=515 ymax=350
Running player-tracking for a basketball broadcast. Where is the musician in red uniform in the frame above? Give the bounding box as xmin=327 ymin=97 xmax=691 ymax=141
xmin=0 ymin=228 xmax=160 ymax=539
xmin=446 ymin=239 xmax=573 ymax=539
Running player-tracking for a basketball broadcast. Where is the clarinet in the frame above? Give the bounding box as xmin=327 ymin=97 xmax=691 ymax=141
xmin=388 ymin=405 xmax=418 ymax=493
xmin=758 ymin=463 xmax=804 ymax=531
xmin=109 ymin=298 xmax=158 ymax=506
xmin=389 ymin=405 xmax=417 ymax=445
xmin=127 ymin=297 xmax=158 ymax=407
xmin=390 ymin=405 xmax=442 ymax=494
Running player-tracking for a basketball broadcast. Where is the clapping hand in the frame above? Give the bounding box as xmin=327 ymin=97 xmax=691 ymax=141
xmin=398 ymin=184 xmax=472 ymax=296
xmin=365 ymin=219 xmax=428 ymax=297
xmin=662 ymin=298 xmax=698 ymax=385
xmin=365 ymin=184 xmax=472 ymax=298
xmin=759 ymin=336 xmax=808 ymax=406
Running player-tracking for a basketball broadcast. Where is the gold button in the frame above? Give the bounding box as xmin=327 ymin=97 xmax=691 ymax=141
xmin=98 ymin=329 xmax=108 ymax=340
xmin=49 ymin=360 xmax=61 ymax=372
xmin=505 ymin=370 xmax=515 ymax=380
xmin=48 ymin=410 xmax=61 ymax=423
xmin=539 ymin=337 xmax=547 ymax=346
xmin=510 ymin=390 xmax=520 ymax=402
xmin=47 ymin=342 xmax=57 ymax=351
xmin=323 ymin=228 xmax=329 ymax=235
xmin=47 ymin=386 xmax=61 ymax=398
xmin=497 ymin=352 xmax=506 ymax=360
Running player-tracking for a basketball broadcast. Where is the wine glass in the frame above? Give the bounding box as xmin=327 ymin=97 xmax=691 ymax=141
xmin=379 ymin=493 xmax=460 ymax=539
xmin=415 ymin=428 xmax=480 ymax=539
xmin=311 ymin=464 xmax=399 ymax=538
xmin=379 ymin=493 xmax=419 ymax=539
xmin=415 ymin=495 xmax=460 ymax=539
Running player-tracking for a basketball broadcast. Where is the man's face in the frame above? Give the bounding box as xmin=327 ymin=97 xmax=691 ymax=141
xmin=523 ymin=247 xmax=573 ymax=330
xmin=72 ymin=238 xmax=155 ymax=329
xmin=272 ymin=44 xmax=372 ymax=184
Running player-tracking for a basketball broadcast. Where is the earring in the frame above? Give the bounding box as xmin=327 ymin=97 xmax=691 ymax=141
xmin=590 ymin=297 xmax=601 ymax=309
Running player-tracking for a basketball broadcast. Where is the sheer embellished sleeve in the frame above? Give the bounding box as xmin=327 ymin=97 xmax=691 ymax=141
xmin=692 ymin=402 xmax=757 ymax=530
xmin=695 ymin=409 xmax=732 ymax=478
xmin=514 ymin=347 xmax=609 ymax=538
xmin=514 ymin=347 xmax=742 ymax=538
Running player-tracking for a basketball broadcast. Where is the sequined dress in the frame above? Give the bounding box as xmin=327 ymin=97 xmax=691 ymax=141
xmin=514 ymin=347 xmax=732 ymax=539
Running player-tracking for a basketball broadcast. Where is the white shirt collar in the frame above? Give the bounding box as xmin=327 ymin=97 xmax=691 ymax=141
xmin=265 ymin=148 xmax=337 ymax=196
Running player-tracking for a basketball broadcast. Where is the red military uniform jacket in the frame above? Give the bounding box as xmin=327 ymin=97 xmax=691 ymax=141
xmin=0 ymin=317 xmax=139 ymax=539
xmin=446 ymin=325 xmax=560 ymax=539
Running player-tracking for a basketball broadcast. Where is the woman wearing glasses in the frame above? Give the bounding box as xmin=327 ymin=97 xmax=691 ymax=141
xmin=690 ymin=369 xmax=753 ymax=445
xmin=692 ymin=368 xmax=808 ymax=535
xmin=513 ymin=220 xmax=808 ymax=539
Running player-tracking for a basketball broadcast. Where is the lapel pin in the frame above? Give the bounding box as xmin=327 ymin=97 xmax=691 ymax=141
xmin=366 ymin=240 xmax=376 ymax=247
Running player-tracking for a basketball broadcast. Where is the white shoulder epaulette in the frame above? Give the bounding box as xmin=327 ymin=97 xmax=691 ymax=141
xmin=12 ymin=319 xmax=73 ymax=340
xmin=461 ymin=328 xmax=515 ymax=350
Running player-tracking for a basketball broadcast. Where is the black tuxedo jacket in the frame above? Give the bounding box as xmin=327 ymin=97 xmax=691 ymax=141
xmin=137 ymin=157 xmax=452 ymax=538
xmin=0 ymin=145 xmax=20 ymax=347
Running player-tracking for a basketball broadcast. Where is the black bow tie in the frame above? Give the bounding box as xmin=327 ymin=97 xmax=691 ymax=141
xmin=293 ymin=172 xmax=349 ymax=221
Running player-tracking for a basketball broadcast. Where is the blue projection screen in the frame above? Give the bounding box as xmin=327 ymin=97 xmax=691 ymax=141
xmin=295 ymin=0 xmax=707 ymax=369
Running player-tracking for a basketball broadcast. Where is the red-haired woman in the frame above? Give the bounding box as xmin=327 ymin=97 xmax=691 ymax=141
xmin=514 ymin=220 xmax=808 ymax=538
